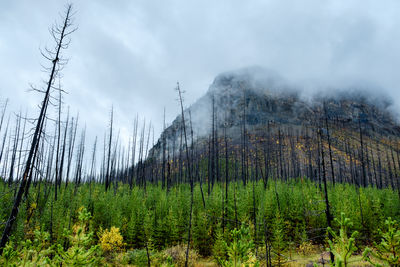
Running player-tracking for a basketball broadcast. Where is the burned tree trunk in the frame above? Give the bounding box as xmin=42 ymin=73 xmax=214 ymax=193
xmin=175 ymin=83 xmax=193 ymax=267
xmin=324 ymin=104 xmax=335 ymax=186
xmin=105 ymin=107 xmax=113 ymax=191
xmin=358 ymin=118 xmax=367 ymax=187
xmin=318 ymin=127 xmax=334 ymax=263
xmin=0 ymin=4 xmax=76 ymax=252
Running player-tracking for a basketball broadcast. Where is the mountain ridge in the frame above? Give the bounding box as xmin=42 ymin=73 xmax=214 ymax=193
xmin=155 ymin=67 xmax=399 ymax=150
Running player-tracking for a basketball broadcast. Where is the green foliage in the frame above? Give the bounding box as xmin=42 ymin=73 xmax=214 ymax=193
xmin=56 ymin=207 xmax=101 ymax=266
xmin=0 ymin=207 xmax=102 ymax=266
xmin=213 ymin=225 xmax=259 ymax=267
xmin=363 ymin=217 xmax=400 ymax=267
xmin=17 ymin=229 xmax=55 ymax=266
xmin=213 ymin=227 xmax=229 ymax=264
xmin=125 ymin=249 xmax=149 ymax=265
xmin=0 ymin=179 xmax=399 ymax=265
xmin=327 ymin=212 xmax=359 ymax=267
xmin=0 ymin=218 xmax=101 ymax=266
xmin=0 ymin=241 xmax=17 ymax=266
xmin=272 ymin=211 xmax=288 ymax=266
xmin=192 ymin=210 xmax=212 ymax=256
xmin=56 ymin=243 xmax=100 ymax=266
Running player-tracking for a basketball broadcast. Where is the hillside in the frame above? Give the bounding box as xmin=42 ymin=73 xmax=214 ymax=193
xmin=159 ymin=67 xmax=398 ymax=141
xmin=148 ymin=67 xmax=400 ymax=189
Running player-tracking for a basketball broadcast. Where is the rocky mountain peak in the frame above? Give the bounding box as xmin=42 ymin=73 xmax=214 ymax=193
xmin=150 ymin=67 xmax=399 ymax=157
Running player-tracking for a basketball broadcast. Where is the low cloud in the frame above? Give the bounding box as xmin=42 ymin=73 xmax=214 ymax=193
xmin=1 ymin=0 xmax=400 ymax=147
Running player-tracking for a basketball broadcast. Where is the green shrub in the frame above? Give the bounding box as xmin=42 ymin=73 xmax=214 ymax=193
xmin=272 ymin=211 xmax=288 ymax=266
xmin=56 ymin=207 xmax=101 ymax=266
xmin=327 ymin=212 xmax=358 ymax=267
xmin=363 ymin=217 xmax=400 ymax=266
xmin=0 ymin=241 xmax=18 ymax=266
xmin=125 ymin=249 xmax=149 ymax=265
xmin=213 ymin=225 xmax=259 ymax=267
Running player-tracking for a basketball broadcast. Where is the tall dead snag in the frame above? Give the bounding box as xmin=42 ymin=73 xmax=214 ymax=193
xmin=65 ymin=114 xmax=78 ymax=188
xmin=223 ymin=117 xmax=228 ymax=232
xmin=89 ymin=137 xmax=97 ymax=199
xmin=58 ymin=108 xmax=69 ymax=188
xmin=0 ymin=116 xmax=10 ymax=170
xmin=211 ymin=95 xmax=216 ymax=189
xmin=207 ymin=135 xmax=211 ymax=195
xmin=324 ymin=103 xmax=335 ymax=186
xmin=143 ymin=122 xmax=152 ymax=189
xmin=0 ymin=100 xmax=8 ymax=136
xmin=253 ymin=145 xmax=258 ymax=256
xmin=0 ymin=4 xmax=76 ymax=252
xmin=130 ymin=115 xmax=138 ymax=189
xmin=241 ymin=87 xmax=247 ymax=186
xmin=0 ymin=100 xmax=8 ymax=168
xmin=74 ymin=127 xmax=86 ymax=194
xmin=54 ymin=82 xmax=62 ymax=200
xmin=358 ymin=116 xmax=367 ymax=187
xmin=215 ymin=109 xmax=219 ymax=183
xmin=318 ymin=127 xmax=334 ymax=263
xmin=389 ymin=143 xmax=400 ymax=198
xmin=8 ymin=112 xmax=22 ymax=186
xmin=190 ymin=109 xmax=205 ymax=208
xmin=175 ymin=83 xmax=193 ymax=267
xmin=162 ymin=108 xmax=166 ymax=189
xmin=105 ymin=107 xmax=113 ymax=191
xmin=15 ymin=111 xmax=28 ymax=184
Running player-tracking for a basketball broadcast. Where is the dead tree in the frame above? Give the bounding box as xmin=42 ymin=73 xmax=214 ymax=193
xmin=0 ymin=99 xmax=8 ymax=138
xmin=358 ymin=117 xmax=367 ymax=187
xmin=190 ymin=109 xmax=205 ymax=208
xmin=143 ymin=122 xmax=152 ymax=189
xmin=376 ymin=138 xmax=383 ymax=189
xmin=318 ymin=127 xmax=334 ymax=263
xmin=58 ymin=108 xmax=69 ymax=188
xmin=0 ymin=116 xmax=10 ymax=170
xmin=130 ymin=115 xmax=138 ymax=189
xmin=223 ymin=118 xmax=229 ymax=231
xmin=241 ymin=89 xmax=247 ymax=185
xmin=0 ymin=4 xmax=76 ymax=252
xmin=175 ymin=83 xmax=193 ymax=267
xmin=54 ymin=80 xmax=63 ymax=200
xmin=15 ymin=111 xmax=28 ymax=184
xmin=324 ymin=103 xmax=335 ymax=186
xmin=105 ymin=107 xmax=113 ymax=191
xmin=0 ymin=101 xmax=9 ymax=171
xmin=211 ymin=95 xmax=216 ymax=189
xmin=8 ymin=112 xmax=22 ymax=186
xmin=74 ymin=127 xmax=86 ymax=193
xmin=89 ymin=137 xmax=97 ymax=198
xmin=162 ymin=108 xmax=166 ymax=189
xmin=65 ymin=114 xmax=78 ymax=188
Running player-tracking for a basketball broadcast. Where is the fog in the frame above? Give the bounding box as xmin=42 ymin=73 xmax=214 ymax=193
xmin=1 ymin=0 xmax=400 ymax=147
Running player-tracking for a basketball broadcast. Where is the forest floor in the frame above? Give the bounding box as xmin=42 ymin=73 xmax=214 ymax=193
xmin=194 ymin=255 xmax=371 ymax=267
xmin=173 ymin=254 xmax=371 ymax=267
xmin=111 ymin=251 xmax=373 ymax=266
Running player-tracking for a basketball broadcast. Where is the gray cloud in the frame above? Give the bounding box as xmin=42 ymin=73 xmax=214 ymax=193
xmin=1 ymin=0 xmax=400 ymax=147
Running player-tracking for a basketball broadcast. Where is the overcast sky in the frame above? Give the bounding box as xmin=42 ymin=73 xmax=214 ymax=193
xmin=1 ymin=0 xmax=400 ymax=146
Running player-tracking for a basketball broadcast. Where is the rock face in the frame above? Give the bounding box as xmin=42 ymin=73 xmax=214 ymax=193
xmin=154 ymin=67 xmax=399 ymax=155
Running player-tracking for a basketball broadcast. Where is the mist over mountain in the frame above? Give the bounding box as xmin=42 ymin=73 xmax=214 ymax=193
xmin=152 ymin=67 xmax=399 ymax=156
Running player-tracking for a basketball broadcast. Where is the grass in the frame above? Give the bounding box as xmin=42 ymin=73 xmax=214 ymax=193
xmin=115 ymin=250 xmax=373 ymax=266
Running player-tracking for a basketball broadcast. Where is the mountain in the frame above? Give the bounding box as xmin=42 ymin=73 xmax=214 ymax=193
xmin=155 ymin=67 xmax=399 ymax=147
xmin=147 ymin=67 xmax=400 ymax=188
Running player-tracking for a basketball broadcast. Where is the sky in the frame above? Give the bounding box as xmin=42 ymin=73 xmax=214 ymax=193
xmin=1 ymin=0 xmax=400 ymax=148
